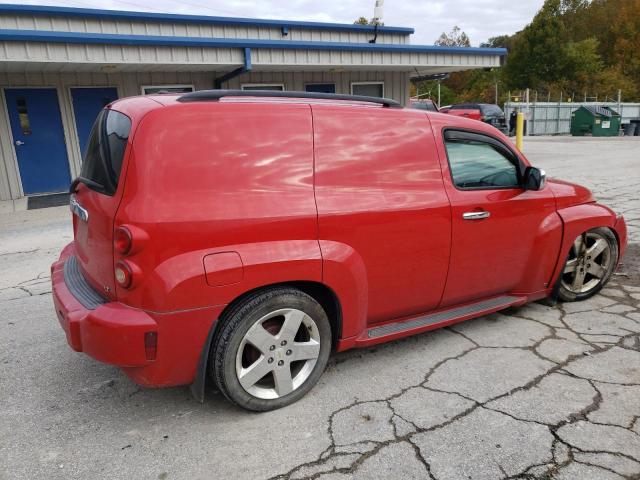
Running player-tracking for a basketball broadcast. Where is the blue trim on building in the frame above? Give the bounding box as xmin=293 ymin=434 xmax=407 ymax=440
xmin=0 ymin=4 xmax=415 ymax=35
xmin=0 ymin=29 xmax=507 ymax=56
xmin=214 ymin=48 xmax=252 ymax=88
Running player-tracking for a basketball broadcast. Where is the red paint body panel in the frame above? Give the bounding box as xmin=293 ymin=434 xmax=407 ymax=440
xmin=313 ymin=105 xmax=451 ymax=325
xmin=114 ymin=101 xmax=320 ymax=312
xmin=52 ymin=97 xmax=628 ymax=389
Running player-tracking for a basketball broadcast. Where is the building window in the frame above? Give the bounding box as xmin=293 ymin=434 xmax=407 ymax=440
xmin=241 ymin=84 xmax=285 ymax=91
xmin=16 ymin=98 xmax=31 ymax=135
xmin=305 ymin=83 xmax=336 ymax=94
xmin=351 ymin=82 xmax=384 ymax=98
xmin=141 ymin=85 xmax=195 ymax=95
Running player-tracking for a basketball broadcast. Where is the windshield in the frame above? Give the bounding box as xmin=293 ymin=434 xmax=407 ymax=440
xmin=80 ymin=109 xmax=131 ymax=196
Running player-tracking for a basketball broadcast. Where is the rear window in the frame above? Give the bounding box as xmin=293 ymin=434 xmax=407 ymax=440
xmin=481 ymin=105 xmax=504 ymax=116
xmin=80 ymin=109 xmax=131 ymax=196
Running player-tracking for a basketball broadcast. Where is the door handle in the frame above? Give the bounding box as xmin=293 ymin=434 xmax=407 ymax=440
xmin=463 ymin=211 xmax=490 ymax=220
xmin=15 ymin=140 xmax=25 ymax=146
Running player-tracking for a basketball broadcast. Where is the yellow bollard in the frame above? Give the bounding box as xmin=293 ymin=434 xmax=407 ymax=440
xmin=515 ymin=112 xmax=524 ymax=151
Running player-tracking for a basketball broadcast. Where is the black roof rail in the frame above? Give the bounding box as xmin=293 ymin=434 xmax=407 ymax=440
xmin=176 ymin=89 xmax=402 ymax=108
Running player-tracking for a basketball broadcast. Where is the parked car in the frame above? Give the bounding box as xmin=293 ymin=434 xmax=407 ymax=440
xmin=53 ymin=90 xmax=627 ymax=411
xmin=409 ymin=98 xmax=438 ymax=111
xmin=441 ymin=103 xmax=508 ymax=133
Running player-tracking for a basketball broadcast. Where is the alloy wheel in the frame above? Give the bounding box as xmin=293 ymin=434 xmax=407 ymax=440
xmin=561 ymin=231 xmax=612 ymax=294
xmin=235 ymin=308 xmax=321 ymax=399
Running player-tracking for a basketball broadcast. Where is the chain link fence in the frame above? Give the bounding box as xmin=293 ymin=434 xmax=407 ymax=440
xmin=504 ymin=102 xmax=640 ymax=136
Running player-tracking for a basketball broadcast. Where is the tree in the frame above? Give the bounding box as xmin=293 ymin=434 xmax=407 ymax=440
xmin=354 ymin=16 xmax=382 ymax=26
xmin=480 ymin=34 xmax=516 ymax=51
xmin=435 ymin=26 xmax=470 ymax=47
xmin=504 ymin=0 xmax=573 ymax=89
xmin=417 ymin=0 xmax=640 ymax=103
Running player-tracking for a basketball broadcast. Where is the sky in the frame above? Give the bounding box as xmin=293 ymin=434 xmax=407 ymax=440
xmin=2 ymin=0 xmax=545 ymax=46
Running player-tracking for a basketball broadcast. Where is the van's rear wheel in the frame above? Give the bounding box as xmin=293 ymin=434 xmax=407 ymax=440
xmin=558 ymin=227 xmax=618 ymax=302
xmin=210 ymin=288 xmax=331 ymax=411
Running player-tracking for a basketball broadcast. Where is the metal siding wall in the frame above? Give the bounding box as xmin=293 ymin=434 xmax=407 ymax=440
xmin=225 ymin=70 xmax=409 ymax=105
xmin=0 ymin=13 xmax=409 ymax=45
xmin=0 ymin=90 xmax=19 ymax=199
xmin=504 ymin=101 xmax=640 ymax=136
xmin=0 ymin=41 xmax=501 ymax=72
xmin=0 ymin=41 xmax=244 ymax=68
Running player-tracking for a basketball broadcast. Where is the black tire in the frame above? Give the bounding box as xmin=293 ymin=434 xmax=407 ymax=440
xmin=210 ymin=287 xmax=332 ymax=411
xmin=558 ymin=227 xmax=618 ymax=302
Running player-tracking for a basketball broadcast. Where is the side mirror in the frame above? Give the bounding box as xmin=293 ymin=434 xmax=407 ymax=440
xmin=523 ymin=166 xmax=546 ymax=191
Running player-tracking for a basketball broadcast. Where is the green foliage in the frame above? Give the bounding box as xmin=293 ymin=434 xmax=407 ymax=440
xmin=503 ymin=0 xmax=640 ymax=100
xmin=431 ymin=0 xmax=640 ymax=104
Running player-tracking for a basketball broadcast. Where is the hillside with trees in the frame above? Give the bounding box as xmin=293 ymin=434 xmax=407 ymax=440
xmin=413 ymin=0 xmax=640 ymax=105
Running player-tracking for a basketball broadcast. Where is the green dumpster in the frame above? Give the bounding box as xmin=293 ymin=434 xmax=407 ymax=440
xmin=570 ymin=106 xmax=621 ymax=137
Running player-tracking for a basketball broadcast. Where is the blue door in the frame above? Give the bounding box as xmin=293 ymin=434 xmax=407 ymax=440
xmin=71 ymin=87 xmax=118 ymax=157
xmin=4 ymin=88 xmax=71 ymax=195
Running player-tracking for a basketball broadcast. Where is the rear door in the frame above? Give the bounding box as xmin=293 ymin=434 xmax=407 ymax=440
xmin=71 ymin=108 xmax=132 ymax=299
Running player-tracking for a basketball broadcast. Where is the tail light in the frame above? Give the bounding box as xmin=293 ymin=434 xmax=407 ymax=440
xmin=115 ymin=261 xmax=133 ymax=288
xmin=144 ymin=331 xmax=158 ymax=360
xmin=114 ymin=226 xmax=133 ymax=255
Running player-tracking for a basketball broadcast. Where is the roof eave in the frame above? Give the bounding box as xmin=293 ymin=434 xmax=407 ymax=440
xmin=0 ymin=29 xmax=508 ymax=56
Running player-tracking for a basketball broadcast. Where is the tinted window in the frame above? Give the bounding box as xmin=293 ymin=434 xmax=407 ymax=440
xmin=481 ymin=104 xmax=504 ymax=116
xmin=80 ymin=109 xmax=131 ymax=196
xmin=445 ymin=139 xmax=519 ymax=189
xmin=449 ymin=104 xmax=476 ymax=110
xmin=411 ymin=101 xmax=437 ymax=111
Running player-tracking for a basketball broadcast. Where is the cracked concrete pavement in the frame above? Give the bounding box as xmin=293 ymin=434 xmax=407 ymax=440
xmin=0 ymin=137 xmax=639 ymax=479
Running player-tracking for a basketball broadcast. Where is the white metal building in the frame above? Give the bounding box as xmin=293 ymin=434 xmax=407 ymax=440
xmin=0 ymin=4 xmax=506 ymax=200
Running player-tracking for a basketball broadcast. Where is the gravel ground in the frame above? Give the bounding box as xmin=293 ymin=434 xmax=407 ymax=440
xmin=1 ymin=136 xmax=639 ymax=480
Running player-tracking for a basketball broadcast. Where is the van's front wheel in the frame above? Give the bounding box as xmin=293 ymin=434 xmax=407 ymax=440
xmin=558 ymin=227 xmax=618 ymax=302
xmin=210 ymin=288 xmax=331 ymax=411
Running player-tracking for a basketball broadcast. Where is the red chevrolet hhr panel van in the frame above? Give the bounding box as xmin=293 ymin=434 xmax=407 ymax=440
xmin=52 ymin=90 xmax=627 ymax=411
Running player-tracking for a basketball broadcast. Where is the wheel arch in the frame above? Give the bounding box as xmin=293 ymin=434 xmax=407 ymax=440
xmin=190 ymin=280 xmax=343 ymax=403
xmin=216 ymin=280 xmax=343 ymax=349
xmin=549 ymin=202 xmax=619 ymax=289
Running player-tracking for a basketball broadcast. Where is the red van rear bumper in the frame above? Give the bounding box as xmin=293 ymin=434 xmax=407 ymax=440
xmin=51 ymin=243 xmax=223 ymax=387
